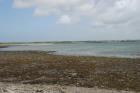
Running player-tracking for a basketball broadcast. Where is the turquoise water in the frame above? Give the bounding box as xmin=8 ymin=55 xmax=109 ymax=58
xmin=0 ymin=41 xmax=140 ymax=58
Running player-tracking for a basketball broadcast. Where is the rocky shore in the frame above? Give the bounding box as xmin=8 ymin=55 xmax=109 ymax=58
xmin=0 ymin=82 xmax=137 ymax=93
xmin=0 ymin=51 xmax=140 ymax=92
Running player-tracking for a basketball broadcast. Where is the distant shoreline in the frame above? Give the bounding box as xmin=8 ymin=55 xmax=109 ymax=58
xmin=0 ymin=45 xmax=9 ymax=48
xmin=0 ymin=40 xmax=140 ymax=44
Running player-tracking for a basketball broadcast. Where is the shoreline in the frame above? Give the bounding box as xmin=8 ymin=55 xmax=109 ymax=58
xmin=0 ymin=51 xmax=140 ymax=92
xmin=0 ymin=45 xmax=9 ymax=48
xmin=53 ymin=52 xmax=140 ymax=59
xmin=0 ymin=50 xmax=140 ymax=59
xmin=0 ymin=82 xmax=137 ymax=93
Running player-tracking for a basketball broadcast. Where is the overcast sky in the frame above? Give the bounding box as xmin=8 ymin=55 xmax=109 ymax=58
xmin=0 ymin=0 xmax=140 ymax=42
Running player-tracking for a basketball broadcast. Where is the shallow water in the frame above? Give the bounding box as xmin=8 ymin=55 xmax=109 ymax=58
xmin=0 ymin=41 xmax=140 ymax=58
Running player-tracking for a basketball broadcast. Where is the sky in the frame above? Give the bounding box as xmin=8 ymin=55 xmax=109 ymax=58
xmin=0 ymin=0 xmax=140 ymax=42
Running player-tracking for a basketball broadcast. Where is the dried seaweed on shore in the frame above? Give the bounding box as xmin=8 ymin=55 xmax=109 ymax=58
xmin=0 ymin=51 xmax=140 ymax=92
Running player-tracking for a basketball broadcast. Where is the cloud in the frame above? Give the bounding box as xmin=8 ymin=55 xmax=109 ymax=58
xmin=13 ymin=0 xmax=140 ymax=26
xmin=13 ymin=0 xmax=34 ymax=8
xmin=93 ymin=0 xmax=140 ymax=25
xmin=58 ymin=15 xmax=72 ymax=24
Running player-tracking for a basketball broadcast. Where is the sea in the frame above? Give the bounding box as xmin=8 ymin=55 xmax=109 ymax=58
xmin=0 ymin=40 xmax=140 ymax=58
